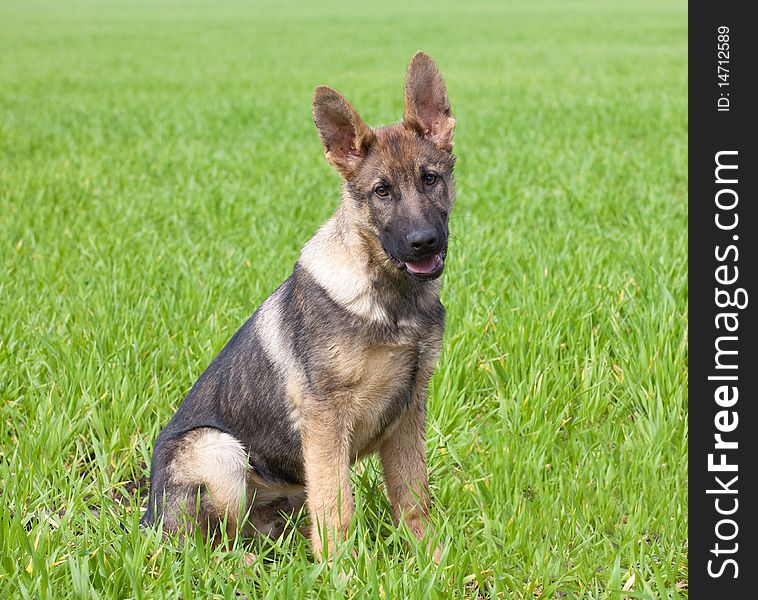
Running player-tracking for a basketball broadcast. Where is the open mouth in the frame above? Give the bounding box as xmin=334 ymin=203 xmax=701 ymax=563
xmin=386 ymin=249 xmax=447 ymax=280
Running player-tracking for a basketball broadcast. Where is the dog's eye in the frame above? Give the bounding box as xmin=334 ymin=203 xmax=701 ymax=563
xmin=424 ymin=173 xmax=438 ymax=186
xmin=374 ymin=184 xmax=389 ymax=197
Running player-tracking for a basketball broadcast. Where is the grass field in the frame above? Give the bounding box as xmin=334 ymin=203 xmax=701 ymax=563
xmin=0 ymin=1 xmax=688 ymax=597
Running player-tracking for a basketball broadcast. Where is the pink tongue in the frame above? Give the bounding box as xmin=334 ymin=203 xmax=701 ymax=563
xmin=405 ymin=255 xmax=439 ymax=274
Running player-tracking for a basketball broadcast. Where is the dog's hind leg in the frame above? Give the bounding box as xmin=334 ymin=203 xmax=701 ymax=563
xmin=145 ymin=427 xmax=249 ymax=540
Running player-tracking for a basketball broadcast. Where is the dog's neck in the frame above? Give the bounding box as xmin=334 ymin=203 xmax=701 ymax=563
xmin=332 ymin=202 xmax=387 ymax=276
xmin=296 ymin=200 xmax=441 ymax=323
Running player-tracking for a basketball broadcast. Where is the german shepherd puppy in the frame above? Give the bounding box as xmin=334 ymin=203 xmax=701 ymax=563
xmin=142 ymin=51 xmax=456 ymax=560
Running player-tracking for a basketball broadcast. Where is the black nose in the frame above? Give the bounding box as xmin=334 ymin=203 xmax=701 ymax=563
xmin=407 ymin=227 xmax=439 ymax=252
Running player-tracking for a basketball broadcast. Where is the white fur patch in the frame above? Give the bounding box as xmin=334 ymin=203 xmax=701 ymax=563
xmin=255 ymin=292 xmax=300 ymax=376
xmin=298 ymin=216 xmax=390 ymax=323
xmin=177 ymin=428 xmax=248 ymax=516
xmin=255 ymin=292 xmax=306 ymax=432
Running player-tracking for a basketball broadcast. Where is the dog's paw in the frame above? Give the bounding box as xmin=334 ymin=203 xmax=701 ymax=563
xmin=242 ymin=552 xmax=258 ymax=567
xmin=431 ymin=543 xmax=444 ymax=564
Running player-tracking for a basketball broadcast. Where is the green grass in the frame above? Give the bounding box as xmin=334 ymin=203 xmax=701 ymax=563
xmin=0 ymin=0 xmax=687 ymax=597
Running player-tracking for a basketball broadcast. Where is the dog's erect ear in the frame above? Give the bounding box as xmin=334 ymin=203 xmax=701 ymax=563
xmin=312 ymin=86 xmax=374 ymax=177
xmin=403 ymin=52 xmax=455 ymax=152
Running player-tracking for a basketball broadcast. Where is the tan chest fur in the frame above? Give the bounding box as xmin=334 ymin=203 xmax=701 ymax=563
xmin=317 ymin=331 xmax=439 ymax=459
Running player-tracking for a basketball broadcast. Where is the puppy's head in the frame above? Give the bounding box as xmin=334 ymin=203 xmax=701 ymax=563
xmin=312 ymin=52 xmax=455 ymax=281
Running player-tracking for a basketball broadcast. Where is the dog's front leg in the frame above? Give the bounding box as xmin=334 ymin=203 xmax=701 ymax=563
xmin=302 ymin=409 xmax=354 ymax=561
xmin=378 ymin=397 xmax=442 ymax=561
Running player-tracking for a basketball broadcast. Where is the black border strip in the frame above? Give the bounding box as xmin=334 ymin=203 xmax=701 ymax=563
xmin=689 ymin=3 xmax=757 ymax=596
